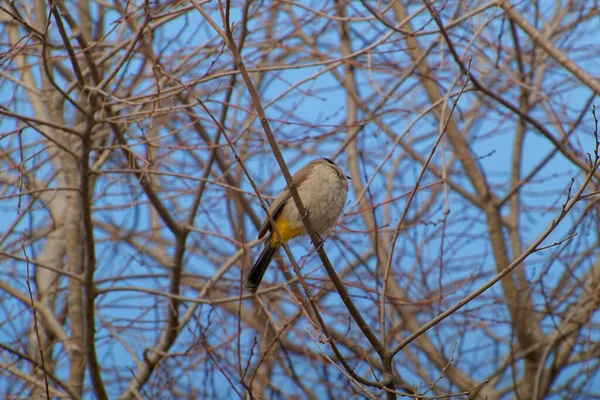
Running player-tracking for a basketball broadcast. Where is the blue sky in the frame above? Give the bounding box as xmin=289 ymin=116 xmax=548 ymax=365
xmin=1 ymin=1 xmax=599 ymax=398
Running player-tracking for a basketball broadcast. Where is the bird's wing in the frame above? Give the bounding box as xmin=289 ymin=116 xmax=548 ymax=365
xmin=257 ymin=165 xmax=312 ymax=239
xmin=257 ymin=190 xmax=291 ymax=239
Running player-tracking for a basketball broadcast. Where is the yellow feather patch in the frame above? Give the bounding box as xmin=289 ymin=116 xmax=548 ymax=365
xmin=271 ymin=218 xmax=304 ymax=246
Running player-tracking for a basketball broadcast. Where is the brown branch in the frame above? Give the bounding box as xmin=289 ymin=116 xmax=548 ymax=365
xmin=392 ymin=154 xmax=600 ymax=357
xmin=499 ymin=0 xmax=600 ymax=96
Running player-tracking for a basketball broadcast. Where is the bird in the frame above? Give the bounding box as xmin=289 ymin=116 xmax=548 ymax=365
xmin=245 ymin=158 xmax=351 ymax=293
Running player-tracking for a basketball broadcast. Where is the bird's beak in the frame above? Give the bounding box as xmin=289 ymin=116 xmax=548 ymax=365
xmin=346 ymin=175 xmax=351 ymax=180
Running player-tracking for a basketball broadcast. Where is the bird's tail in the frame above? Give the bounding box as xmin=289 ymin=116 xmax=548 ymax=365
xmin=245 ymin=236 xmax=279 ymax=293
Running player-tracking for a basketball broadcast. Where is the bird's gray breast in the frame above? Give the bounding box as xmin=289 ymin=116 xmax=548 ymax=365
xmin=297 ymin=168 xmax=348 ymax=235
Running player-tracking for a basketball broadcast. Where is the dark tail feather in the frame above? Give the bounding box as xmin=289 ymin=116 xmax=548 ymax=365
xmin=246 ymin=236 xmax=278 ymax=293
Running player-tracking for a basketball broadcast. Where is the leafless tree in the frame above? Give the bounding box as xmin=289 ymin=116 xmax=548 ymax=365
xmin=1 ymin=0 xmax=599 ymax=399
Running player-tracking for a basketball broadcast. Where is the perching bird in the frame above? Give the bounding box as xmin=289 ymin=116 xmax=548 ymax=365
xmin=245 ymin=158 xmax=350 ymax=293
